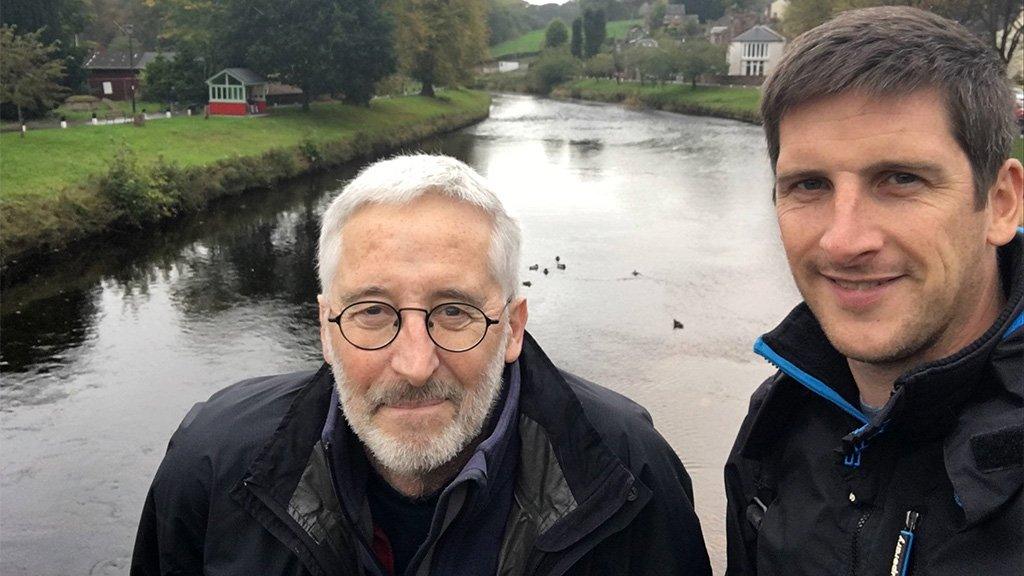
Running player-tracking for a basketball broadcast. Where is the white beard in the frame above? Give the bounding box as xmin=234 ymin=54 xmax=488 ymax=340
xmin=331 ymin=330 xmax=508 ymax=477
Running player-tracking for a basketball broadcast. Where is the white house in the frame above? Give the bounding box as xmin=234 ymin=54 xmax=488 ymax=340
xmin=727 ymin=25 xmax=786 ymax=77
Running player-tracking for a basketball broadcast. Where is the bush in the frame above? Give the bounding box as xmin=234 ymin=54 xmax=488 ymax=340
xmin=584 ymin=54 xmax=617 ymax=79
xmin=527 ymin=49 xmax=580 ymax=95
xmin=97 ymin=146 xmax=172 ymax=227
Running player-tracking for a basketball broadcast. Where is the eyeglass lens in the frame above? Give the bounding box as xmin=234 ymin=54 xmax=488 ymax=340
xmin=339 ymin=302 xmax=491 ymax=352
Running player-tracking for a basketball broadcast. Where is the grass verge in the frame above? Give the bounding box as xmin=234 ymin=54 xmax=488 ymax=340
xmin=0 ymin=90 xmax=491 ymax=263
xmin=552 ymin=78 xmax=761 ymax=123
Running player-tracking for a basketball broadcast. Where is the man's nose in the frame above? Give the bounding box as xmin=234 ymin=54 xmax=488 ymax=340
xmin=818 ymin=181 xmax=884 ymax=265
xmin=389 ymin=312 xmax=440 ymax=387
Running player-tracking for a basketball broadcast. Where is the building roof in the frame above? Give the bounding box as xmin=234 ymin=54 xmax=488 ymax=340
xmin=84 ymin=51 xmax=175 ymax=70
xmin=733 ymin=25 xmax=786 ymax=43
xmin=665 ymin=5 xmax=687 ymax=16
xmin=709 ymin=25 xmax=728 ymax=34
xmin=206 ymin=68 xmax=268 ymax=85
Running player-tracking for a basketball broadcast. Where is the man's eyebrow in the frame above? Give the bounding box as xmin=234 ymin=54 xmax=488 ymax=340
xmin=860 ymin=160 xmax=946 ymax=177
xmin=776 ymin=161 xmax=948 ymax=184
xmin=337 ymin=286 xmax=390 ymax=305
xmin=775 ymin=169 xmax=827 ymax=185
xmin=431 ymin=288 xmax=485 ymax=307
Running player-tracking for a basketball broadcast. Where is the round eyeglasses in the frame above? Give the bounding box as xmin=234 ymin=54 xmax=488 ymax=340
xmin=328 ymin=298 xmax=511 ymax=353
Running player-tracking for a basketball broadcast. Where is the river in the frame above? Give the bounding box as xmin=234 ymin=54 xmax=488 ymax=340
xmin=0 ymin=93 xmax=801 ymax=575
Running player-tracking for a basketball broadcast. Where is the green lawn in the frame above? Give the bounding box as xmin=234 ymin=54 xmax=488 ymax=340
xmin=1 ymin=90 xmax=489 ymax=201
xmin=490 ymin=19 xmax=642 ymax=59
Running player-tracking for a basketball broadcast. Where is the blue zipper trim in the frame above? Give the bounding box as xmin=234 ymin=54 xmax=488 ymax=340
xmin=754 ymin=338 xmax=870 ymax=426
xmin=897 ymin=531 xmax=916 ymax=576
xmin=1005 ymin=310 xmax=1024 ymax=339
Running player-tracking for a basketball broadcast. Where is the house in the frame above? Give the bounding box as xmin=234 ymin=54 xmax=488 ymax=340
xmin=206 ymin=68 xmax=269 ymax=116
xmin=664 ymin=4 xmax=700 ymax=32
xmin=708 ymin=25 xmax=729 ymax=46
xmin=84 ymin=50 xmax=174 ymax=100
xmin=727 ymin=25 xmax=786 ymax=77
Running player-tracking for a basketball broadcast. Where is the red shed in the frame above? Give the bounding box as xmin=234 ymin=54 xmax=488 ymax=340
xmin=206 ymin=68 xmax=269 ymax=116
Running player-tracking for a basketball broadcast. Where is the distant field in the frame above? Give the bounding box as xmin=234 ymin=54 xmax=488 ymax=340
xmin=490 ymin=19 xmax=642 ymax=59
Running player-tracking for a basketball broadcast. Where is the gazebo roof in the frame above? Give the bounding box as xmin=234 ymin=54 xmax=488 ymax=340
xmin=206 ymin=68 xmax=268 ymax=86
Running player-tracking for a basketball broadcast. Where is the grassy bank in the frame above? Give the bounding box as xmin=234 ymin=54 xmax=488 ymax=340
xmin=552 ymin=78 xmax=761 ymax=123
xmin=490 ymin=19 xmax=641 ymax=60
xmin=0 ymin=90 xmax=491 ymax=262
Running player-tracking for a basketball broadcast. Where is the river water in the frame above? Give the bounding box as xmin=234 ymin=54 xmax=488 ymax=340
xmin=1 ymin=93 xmax=801 ymax=575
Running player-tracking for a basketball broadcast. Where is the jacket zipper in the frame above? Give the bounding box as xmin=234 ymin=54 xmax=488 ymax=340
xmin=322 ymin=441 xmax=388 ymax=576
xmin=848 ymin=509 xmax=872 ymax=576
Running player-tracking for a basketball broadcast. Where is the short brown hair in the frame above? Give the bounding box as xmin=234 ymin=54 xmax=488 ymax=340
xmin=761 ymin=6 xmax=1016 ymax=206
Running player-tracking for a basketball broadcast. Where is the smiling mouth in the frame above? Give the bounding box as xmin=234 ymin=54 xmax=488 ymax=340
xmin=828 ymin=277 xmax=901 ymax=290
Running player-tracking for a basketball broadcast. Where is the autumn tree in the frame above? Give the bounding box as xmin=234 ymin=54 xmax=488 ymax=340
xmin=0 ymin=26 xmax=67 ymax=126
xmin=388 ymin=0 xmax=488 ymax=97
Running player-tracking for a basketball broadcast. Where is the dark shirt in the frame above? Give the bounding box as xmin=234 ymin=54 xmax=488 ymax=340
xmin=366 ymin=468 xmax=439 ymax=575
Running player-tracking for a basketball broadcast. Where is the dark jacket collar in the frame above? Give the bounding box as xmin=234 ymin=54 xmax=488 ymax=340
xmin=744 ymin=234 xmax=1024 ymax=525
xmin=234 ymin=331 xmax=644 ymax=570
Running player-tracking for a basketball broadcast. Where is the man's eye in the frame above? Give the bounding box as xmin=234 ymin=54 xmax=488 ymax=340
xmin=888 ymin=173 xmax=919 ymax=185
xmin=361 ymin=305 xmax=384 ymax=316
xmin=796 ymin=179 xmax=826 ymax=191
xmin=441 ymin=306 xmax=467 ymax=318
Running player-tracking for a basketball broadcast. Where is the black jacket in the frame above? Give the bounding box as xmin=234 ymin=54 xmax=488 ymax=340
xmin=132 ymin=332 xmax=712 ymax=575
xmin=725 ymin=235 xmax=1024 ymax=576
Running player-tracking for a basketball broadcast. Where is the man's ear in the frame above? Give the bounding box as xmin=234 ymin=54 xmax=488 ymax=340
xmin=986 ymin=158 xmax=1024 ymax=247
xmin=317 ymin=294 xmax=333 ymax=365
xmin=504 ymin=297 xmax=529 ymax=363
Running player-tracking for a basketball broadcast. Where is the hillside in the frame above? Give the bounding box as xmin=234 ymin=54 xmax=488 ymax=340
xmin=490 ymin=19 xmax=642 ymax=59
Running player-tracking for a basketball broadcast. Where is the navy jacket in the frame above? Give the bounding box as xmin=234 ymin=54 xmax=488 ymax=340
xmin=725 ymin=234 xmax=1024 ymax=575
xmin=131 ymin=332 xmax=712 ymax=575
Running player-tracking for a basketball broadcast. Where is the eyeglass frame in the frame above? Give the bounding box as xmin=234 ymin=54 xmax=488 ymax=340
xmin=327 ymin=296 xmax=513 ymax=353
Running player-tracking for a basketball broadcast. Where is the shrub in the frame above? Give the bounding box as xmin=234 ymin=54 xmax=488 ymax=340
xmin=97 ymin=146 xmax=172 ymax=227
xmin=527 ymin=49 xmax=580 ymax=95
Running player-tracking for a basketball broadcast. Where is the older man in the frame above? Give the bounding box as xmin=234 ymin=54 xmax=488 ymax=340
xmin=131 ymin=155 xmax=711 ymax=576
xmin=725 ymin=7 xmax=1024 ymax=576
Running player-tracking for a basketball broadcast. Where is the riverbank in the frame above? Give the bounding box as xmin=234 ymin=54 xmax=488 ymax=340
xmin=553 ymin=78 xmax=761 ymax=124
xmin=0 ymin=90 xmax=491 ymax=265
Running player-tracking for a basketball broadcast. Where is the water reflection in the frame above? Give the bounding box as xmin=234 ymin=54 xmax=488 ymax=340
xmin=1 ymin=93 xmax=798 ymax=576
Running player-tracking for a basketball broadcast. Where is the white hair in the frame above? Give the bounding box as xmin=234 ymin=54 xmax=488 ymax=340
xmin=317 ymin=154 xmax=521 ymax=299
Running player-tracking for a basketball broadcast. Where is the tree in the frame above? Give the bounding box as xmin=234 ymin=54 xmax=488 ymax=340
xmin=219 ymin=0 xmax=394 ymax=108
xmin=142 ymin=47 xmax=207 ymax=104
xmin=583 ymin=53 xmax=616 ymax=77
xmin=582 ymin=8 xmax=607 ymax=58
xmin=1 ymin=0 xmax=89 ymax=94
xmin=677 ymin=39 xmax=726 ymax=87
xmin=388 ymin=0 xmax=488 ymax=97
xmin=679 ymin=0 xmax=726 ymax=23
xmin=545 ymin=18 xmax=569 ymax=48
xmin=781 ymin=0 xmax=834 ymax=37
xmin=782 ymin=1 xmax=1022 ymax=65
xmin=647 ymin=1 xmax=668 ymax=32
xmin=528 ymin=48 xmax=579 ymax=94
xmin=570 ymin=17 xmax=583 ymax=58
xmin=0 ymin=26 xmax=67 ymax=126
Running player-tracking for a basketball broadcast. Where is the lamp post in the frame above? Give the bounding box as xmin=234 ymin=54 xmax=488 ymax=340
xmin=126 ymin=24 xmax=137 ymax=116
